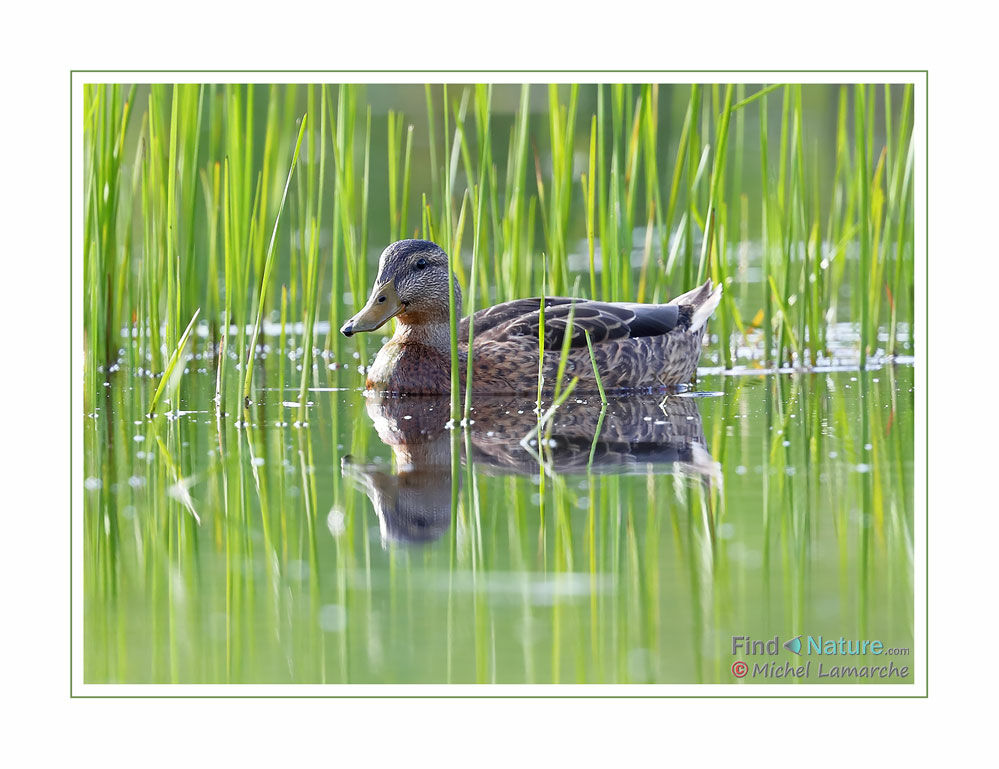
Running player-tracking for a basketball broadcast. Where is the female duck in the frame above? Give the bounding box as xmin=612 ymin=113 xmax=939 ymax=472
xmin=340 ymin=239 xmax=721 ymax=395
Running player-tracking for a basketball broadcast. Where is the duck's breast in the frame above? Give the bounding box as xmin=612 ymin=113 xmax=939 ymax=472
xmin=366 ymin=341 xmax=453 ymax=394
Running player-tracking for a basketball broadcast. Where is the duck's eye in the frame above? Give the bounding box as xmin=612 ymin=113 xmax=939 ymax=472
xmin=414 ymin=258 xmax=428 ymax=271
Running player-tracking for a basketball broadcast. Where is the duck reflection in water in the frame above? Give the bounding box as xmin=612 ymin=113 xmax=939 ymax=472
xmin=342 ymin=393 xmax=719 ymax=546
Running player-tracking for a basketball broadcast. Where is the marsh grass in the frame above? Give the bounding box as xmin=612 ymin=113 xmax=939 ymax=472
xmin=84 ymin=82 xmax=914 ymax=422
xmin=241 ymin=115 xmax=307 ymax=407
xmin=147 ymin=307 xmax=200 ymax=415
xmin=583 ymin=330 xmax=608 ymax=405
xmin=297 ymin=87 xmax=329 ymax=417
xmin=82 ymin=90 xmax=914 ymax=692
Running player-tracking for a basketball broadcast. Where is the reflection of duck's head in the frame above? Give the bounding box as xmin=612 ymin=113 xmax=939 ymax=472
xmin=341 ymin=457 xmax=451 ymax=545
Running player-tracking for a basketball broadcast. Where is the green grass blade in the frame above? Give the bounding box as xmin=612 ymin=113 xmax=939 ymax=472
xmin=241 ymin=114 xmax=308 ymax=405
xmin=148 ymin=307 xmax=201 ymax=415
xmin=584 ymin=330 xmax=607 ymax=404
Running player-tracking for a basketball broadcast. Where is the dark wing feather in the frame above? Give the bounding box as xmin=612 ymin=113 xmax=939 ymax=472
xmin=463 ymin=298 xmax=690 ymax=349
xmin=460 ymin=297 xmax=583 ymax=342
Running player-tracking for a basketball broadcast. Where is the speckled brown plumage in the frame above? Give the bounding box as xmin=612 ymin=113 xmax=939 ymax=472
xmin=341 ymin=239 xmax=722 ymax=396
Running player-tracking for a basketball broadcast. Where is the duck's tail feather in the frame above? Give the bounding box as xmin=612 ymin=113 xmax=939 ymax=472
xmin=669 ymin=279 xmax=723 ymax=333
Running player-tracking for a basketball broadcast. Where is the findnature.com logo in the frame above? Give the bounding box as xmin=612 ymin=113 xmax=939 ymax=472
xmin=729 ymin=635 xmax=911 ymax=681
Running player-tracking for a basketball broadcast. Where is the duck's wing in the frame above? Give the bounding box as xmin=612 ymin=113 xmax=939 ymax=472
xmin=468 ymin=298 xmax=692 ymax=349
xmin=459 ymin=297 xmax=582 ymax=342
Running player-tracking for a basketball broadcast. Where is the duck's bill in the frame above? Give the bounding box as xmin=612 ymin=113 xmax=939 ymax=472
xmin=340 ymin=282 xmax=404 ymax=336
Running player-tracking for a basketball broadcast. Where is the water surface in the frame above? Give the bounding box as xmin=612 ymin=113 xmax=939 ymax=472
xmin=84 ymin=359 xmax=913 ymax=684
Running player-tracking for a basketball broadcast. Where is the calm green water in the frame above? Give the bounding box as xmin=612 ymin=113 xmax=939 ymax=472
xmin=84 ymin=358 xmax=913 ymax=684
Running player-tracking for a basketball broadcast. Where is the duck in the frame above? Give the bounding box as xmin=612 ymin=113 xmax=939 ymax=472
xmin=340 ymin=239 xmax=722 ymax=395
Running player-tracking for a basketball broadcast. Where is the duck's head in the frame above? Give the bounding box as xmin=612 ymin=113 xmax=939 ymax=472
xmin=340 ymin=239 xmax=458 ymax=336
